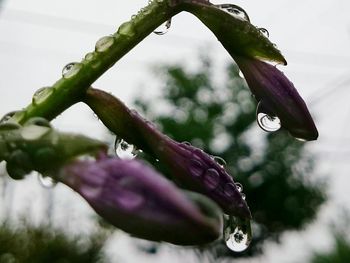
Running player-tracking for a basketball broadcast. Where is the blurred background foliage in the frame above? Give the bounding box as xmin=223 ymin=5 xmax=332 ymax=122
xmin=0 ymin=54 xmax=332 ymax=262
xmin=134 ymin=55 xmax=327 ymax=259
xmin=0 ymin=220 xmax=108 ymax=263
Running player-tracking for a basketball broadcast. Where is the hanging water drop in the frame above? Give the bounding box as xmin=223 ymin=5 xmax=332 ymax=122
xmin=38 ymin=174 xmax=57 ymax=189
xmin=258 ymin=28 xmax=269 ymax=38
xmin=215 ymin=4 xmax=250 ymax=21
xmin=62 ymin=62 xmax=82 ymax=78
xmin=95 ymin=36 xmax=115 ymax=52
xmin=154 ymin=19 xmax=171 ymax=35
xmin=32 ymin=87 xmax=54 ymax=105
xmin=256 ymin=101 xmax=281 ymax=132
xmin=225 ymin=217 xmax=252 ymax=252
xmin=213 ymin=156 xmax=226 ymax=167
xmin=115 ymin=138 xmax=137 ymax=159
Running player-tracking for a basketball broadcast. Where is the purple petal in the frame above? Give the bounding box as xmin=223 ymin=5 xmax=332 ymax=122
xmin=234 ymin=55 xmax=318 ymax=141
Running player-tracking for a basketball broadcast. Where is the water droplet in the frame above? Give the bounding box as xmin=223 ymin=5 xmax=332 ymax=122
xmin=215 ymin=4 xmax=250 ymax=21
xmin=0 ymin=122 xmax=21 ymax=131
xmin=38 ymin=174 xmax=57 ymax=188
xmin=95 ymin=36 xmax=115 ymax=52
xmin=188 ymin=159 xmax=204 ymax=178
xmin=213 ymin=156 xmax=226 ymax=167
xmin=118 ymin=22 xmax=136 ymax=37
xmin=241 ymin=193 xmax=246 ymax=200
xmin=154 ymin=19 xmax=171 ymax=35
xmin=203 ymin=168 xmax=220 ymax=190
xmin=182 ymin=141 xmax=191 ymax=146
xmin=6 ymin=150 xmax=33 ymax=180
xmin=256 ymin=101 xmax=281 ymax=132
xmin=32 ymin=87 xmax=54 ymax=105
xmin=115 ymin=138 xmax=137 ymax=159
xmin=62 ymin=62 xmax=82 ymax=78
xmin=20 ymin=125 xmax=50 ymax=141
xmin=235 ymin=182 xmax=243 ymax=192
xmin=85 ymin=52 xmax=95 ymax=61
xmin=296 ymin=137 xmax=307 ymax=142
xmin=258 ymin=27 xmax=269 ymax=38
xmin=225 ymin=217 xmax=252 ymax=252
xmin=224 ymin=183 xmax=236 ymax=197
xmin=238 ymin=70 xmax=245 ymax=79
xmin=25 ymin=117 xmax=51 ymax=128
xmin=116 ymin=190 xmax=144 ymax=211
xmin=0 ymin=111 xmax=19 ymax=124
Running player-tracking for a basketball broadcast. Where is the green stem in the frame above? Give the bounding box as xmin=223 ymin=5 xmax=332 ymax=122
xmin=12 ymin=0 xmax=183 ymax=124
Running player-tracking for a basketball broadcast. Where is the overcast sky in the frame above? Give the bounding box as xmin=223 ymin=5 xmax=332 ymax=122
xmin=0 ymin=1 xmax=350 ymax=262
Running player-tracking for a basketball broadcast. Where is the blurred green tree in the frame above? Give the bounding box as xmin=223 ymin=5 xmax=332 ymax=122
xmin=134 ymin=55 xmax=326 ymax=258
xmin=309 ymin=235 xmax=350 ymax=263
xmin=0 ymin=220 xmax=108 ymax=263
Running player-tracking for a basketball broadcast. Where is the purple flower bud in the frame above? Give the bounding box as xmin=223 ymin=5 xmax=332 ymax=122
xmin=234 ymin=55 xmax=318 ymax=141
xmin=58 ymin=157 xmax=223 ymax=245
xmin=84 ymin=88 xmax=251 ymax=220
xmin=130 ymin=111 xmax=251 ymax=220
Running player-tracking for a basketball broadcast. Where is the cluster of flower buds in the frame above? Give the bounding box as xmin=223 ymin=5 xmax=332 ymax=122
xmin=0 ymin=0 xmax=318 ymax=249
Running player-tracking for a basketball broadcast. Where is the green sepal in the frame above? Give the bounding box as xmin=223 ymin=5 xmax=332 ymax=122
xmin=0 ymin=120 xmax=107 ymax=177
xmin=182 ymin=2 xmax=287 ymax=65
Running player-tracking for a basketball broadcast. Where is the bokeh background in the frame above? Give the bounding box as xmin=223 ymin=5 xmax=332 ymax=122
xmin=0 ymin=0 xmax=349 ymax=262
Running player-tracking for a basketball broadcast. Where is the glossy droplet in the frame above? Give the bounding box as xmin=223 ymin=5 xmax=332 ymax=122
xmin=25 ymin=117 xmax=51 ymax=128
xmin=235 ymin=182 xmax=243 ymax=192
xmin=258 ymin=28 xmax=269 ymax=38
xmin=182 ymin=141 xmax=191 ymax=146
xmin=32 ymin=87 xmax=54 ymax=105
xmin=256 ymin=101 xmax=281 ymax=132
xmin=115 ymin=138 xmax=137 ymax=159
xmin=188 ymin=159 xmax=204 ymax=178
xmin=215 ymin=4 xmax=250 ymax=21
xmin=0 ymin=111 xmax=19 ymax=124
xmin=154 ymin=19 xmax=171 ymax=35
xmin=296 ymin=137 xmax=307 ymax=142
xmin=213 ymin=156 xmax=226 ymax=167
xmin=203 ymin=168 xmax=220 ymax=190
xmin=224 ymin=183 xmax=236 ymax=197
xmin=38 ymin=174 xmax=57 ymax=188
xmin=95 ymin=36 xmax=115 ymax=52
xmin=20 ymin=125 xmax=50 ymax=141
xmin=62 ymin=62 xmax=82 ymax=78
xmin=257 ymin=113 xmax=281 ymax=132
xmin=118 ymin=22 xmax=136 ymax=37
xmin=238 ymin=70 xmax=245 ymax=79
xmin=85 ymin=52 xmax=95 ymax=61
xmin=116 ymin=190 xmax=144 ymax=211
xmin=6 ymin=150 xmax=33 ymax=180
xmin=225 ymin=217 xmax=252 ymax=252
xmin=0 ymin=122 xmax=21 ymax=131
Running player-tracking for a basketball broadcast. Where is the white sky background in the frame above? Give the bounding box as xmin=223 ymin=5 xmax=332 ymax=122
xmin=0 ymin=0 xmax=349 ymax=262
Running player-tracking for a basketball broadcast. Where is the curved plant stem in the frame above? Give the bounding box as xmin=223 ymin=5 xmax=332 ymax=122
xmin=12 ymin=1 xmax=182 ymax=124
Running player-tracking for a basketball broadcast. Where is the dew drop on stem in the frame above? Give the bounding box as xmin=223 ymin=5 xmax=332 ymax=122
xmin=154 ymin=19 xmax=172 ymax=35
xmin=258 ymin=27 xmax=269 ymax=38
xmin=32 ymin=87 xmax=54 ymax=105
xmin=256 ymin=101 xmax=281 ymax=132
xmin=114 ymin=138 xmax=138 ymax=159
xmin=95 ymin=36 xmax=115 ymax=52
xmin=215 ymin=4 xmax=250 ymax=22
xmin=62 ymin=62 xmax=82 ymax=79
